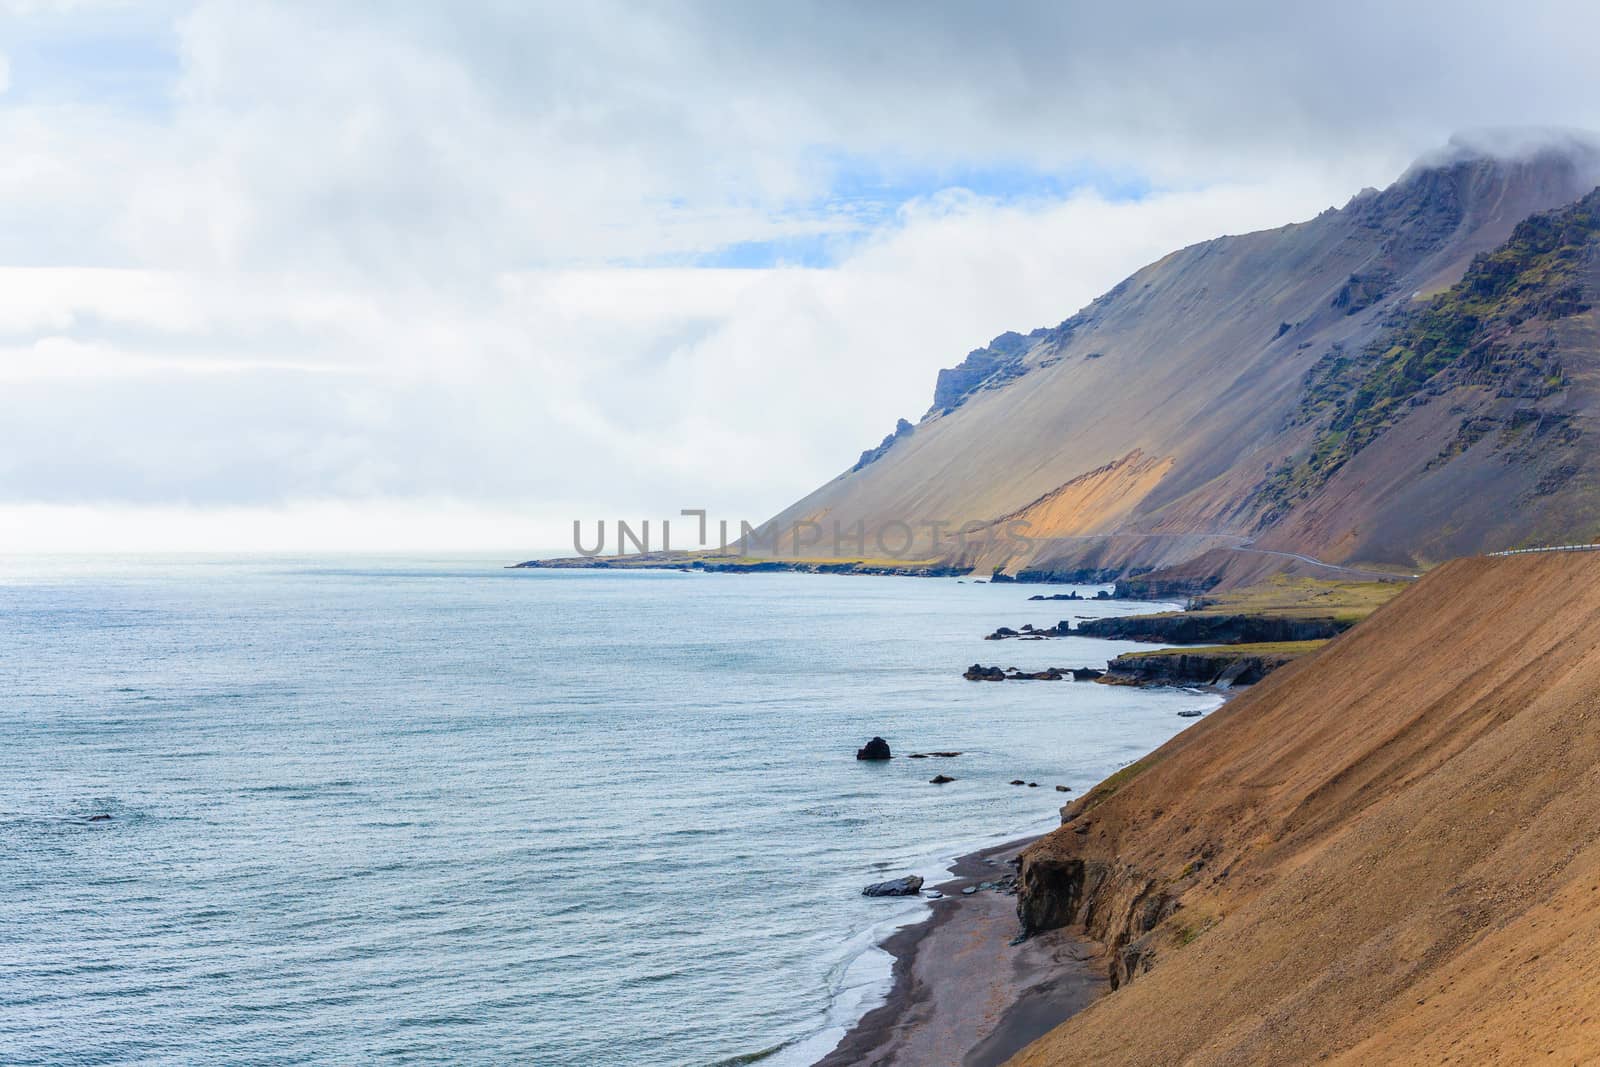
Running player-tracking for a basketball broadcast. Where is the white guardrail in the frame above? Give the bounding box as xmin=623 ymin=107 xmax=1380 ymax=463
xmin=1488 ymin=544 xmax=1600 ymax=557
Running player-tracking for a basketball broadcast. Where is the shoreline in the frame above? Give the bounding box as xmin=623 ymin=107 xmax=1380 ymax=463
xmin=813 ymin=835 xmax=1107 ymax=1067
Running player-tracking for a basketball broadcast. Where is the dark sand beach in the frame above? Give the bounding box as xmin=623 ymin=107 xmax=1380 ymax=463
xmin=817 ymin=837 xmax=1105 ymax=1067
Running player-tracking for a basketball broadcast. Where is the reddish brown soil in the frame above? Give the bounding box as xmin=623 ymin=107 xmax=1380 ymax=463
xmin=1008 ymin=552 xmax=1600 ymax=1065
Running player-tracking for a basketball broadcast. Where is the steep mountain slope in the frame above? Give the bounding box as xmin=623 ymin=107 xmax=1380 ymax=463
xmin=765 ymin=134 xmax=1600 ymax=584
xmin=1006 ymin=551 xmax=1600 ymax=1065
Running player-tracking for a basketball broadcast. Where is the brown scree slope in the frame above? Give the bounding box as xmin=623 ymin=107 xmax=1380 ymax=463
xmin=1008 ymin=551 xmax=1600 ymax=1066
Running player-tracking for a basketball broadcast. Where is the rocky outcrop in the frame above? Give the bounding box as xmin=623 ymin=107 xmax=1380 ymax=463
xmin=1075 ymin=612 xmax=1349 ymax=644
xmin=862 ymin=875 xmax=924 ymax=897
xmin=1028 ymin=590 xmax=1114 ymax=601
xmin=930 ymin=330 xmax=1036 ymax=414
xmin=1012 ymin=568 xmax=1131 ymax=585
xmin=984 ymin=621 xmax=1070 ymax=640
xmin=1016 ymin=852 xmax=1181 ymax=990
xmin=1100 ymin=647 xmax=1312 ymax=687
xmin=964 ymin=663 xmax=1104 ymax=681
xmin=851 ymin=418 xmax=915 ymax=472
xmin=855 ymin=737 xmax=891 ymax=760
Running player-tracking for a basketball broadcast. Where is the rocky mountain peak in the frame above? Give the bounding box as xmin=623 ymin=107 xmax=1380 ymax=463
xmin=1391 ymin=128 xmax=1600 ymax=219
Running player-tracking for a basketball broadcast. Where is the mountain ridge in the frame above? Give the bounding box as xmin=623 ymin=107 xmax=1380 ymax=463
xmin=763 ymin=133 xmax=1600 ymax=587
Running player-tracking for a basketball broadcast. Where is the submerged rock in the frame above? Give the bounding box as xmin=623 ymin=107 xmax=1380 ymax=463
xmin=862 ymin=875 xmax=925 ymax=897
xmin=930 ymin=774 xmax=956 ymax=784
xmin=856 ymin=737 xmax=892 ymax=760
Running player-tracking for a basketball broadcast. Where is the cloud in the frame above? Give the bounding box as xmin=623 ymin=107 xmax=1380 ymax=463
xmin=0 ymin=175 xmax=1353 ymax=549
xmin=2 ymin=2 xmax=1599 ymax=550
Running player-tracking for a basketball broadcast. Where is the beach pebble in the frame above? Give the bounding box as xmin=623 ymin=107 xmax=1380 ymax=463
xmin=924 ymin=890 xmax=943 ymax=899
xmin=961 ymin=886 xmax=977 ymax=895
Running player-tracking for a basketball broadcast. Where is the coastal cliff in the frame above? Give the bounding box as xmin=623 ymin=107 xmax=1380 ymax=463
xmin=1007 ymin=551 xmax=1600 ymax=1064
xmin=1098 ymin=643 xmax=1319 ymax=687
xmin=1074 ymin=612 xmax=1346 ymax=644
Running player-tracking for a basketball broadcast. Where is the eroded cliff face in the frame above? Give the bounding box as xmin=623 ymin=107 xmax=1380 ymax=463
xmin=1098 ymin=647 xmax=1309 ymax=687
xmin=1073 ymin=611 xmax=1348 ymax=644
xmin=1007 ymin=552 xmax=1600 ymax=1066
xmin=763 ymin=135 xmax=1600 ymax=586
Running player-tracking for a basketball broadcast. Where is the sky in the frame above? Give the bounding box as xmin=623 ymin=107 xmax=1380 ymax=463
xmin=3 ymin=1 xmax=1600 ymax=553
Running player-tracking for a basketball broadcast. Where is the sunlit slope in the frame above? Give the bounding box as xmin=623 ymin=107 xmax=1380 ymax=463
xmin=1009 ymin=551 xmax=1600 ymax=1065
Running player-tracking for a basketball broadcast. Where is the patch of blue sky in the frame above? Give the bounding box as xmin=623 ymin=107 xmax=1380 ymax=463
xmin=822 ymin=153 xmax=1154 ymax=211
xmin=652 ymin=155 xmax=1155 ymax=269
xmin=1 ymin=8 xmax=180 ymax=118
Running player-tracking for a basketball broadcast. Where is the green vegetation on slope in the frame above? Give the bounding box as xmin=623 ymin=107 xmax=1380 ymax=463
xmin=1115 ymin=640 xmax=1328 ymax=660
xmin=1187 ymin=575 xmax=1404 ymax=623
xmin=1256 ymin=188 xmax=1600 ymax=525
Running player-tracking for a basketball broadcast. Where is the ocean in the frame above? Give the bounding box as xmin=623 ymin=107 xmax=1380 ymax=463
xmin=0 ymin=556 xmax=1218 ymax=1066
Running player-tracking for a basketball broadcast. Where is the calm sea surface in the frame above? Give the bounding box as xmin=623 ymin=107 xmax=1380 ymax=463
xmin=0 ymin=556 xmax=1217 ymax=1065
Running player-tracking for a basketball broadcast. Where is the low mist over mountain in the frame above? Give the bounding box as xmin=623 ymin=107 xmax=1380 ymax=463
xmin=767 ymin=131 xmax=1600 ymax=589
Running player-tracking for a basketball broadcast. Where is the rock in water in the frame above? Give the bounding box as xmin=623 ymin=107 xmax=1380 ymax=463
xmin=862 ymin=875 xmax=924 ymax=897
xmin=856 ymin=736 xmax=892 ymax=760
xmin=930 ymin=774 xmax=956 ymax=784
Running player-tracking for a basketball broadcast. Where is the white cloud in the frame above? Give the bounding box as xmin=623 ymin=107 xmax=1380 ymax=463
xmin=0 ymin=175 xmax=1353 ymax=548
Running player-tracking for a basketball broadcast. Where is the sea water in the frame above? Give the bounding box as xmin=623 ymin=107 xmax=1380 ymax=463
xmin=0 ymin=556 xmax=1218 ymax=1066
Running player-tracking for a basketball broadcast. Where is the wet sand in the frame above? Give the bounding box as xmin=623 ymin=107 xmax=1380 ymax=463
xmin=816 ymin=836 xmax=1106 ymax=1067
